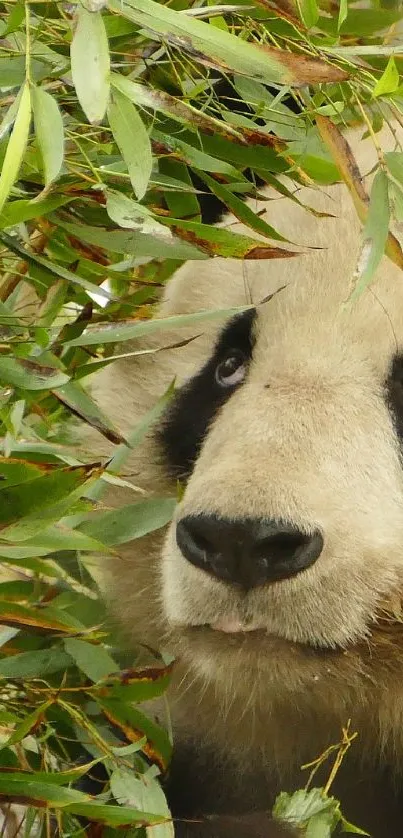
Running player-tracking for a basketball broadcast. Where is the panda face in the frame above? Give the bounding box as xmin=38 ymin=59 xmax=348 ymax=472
xmin=158 ymin=280 xmax=403 ymax=661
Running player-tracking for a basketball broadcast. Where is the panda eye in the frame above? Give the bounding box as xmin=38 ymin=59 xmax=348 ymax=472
xmin=215 ymin=351 xmax=247 ymax=388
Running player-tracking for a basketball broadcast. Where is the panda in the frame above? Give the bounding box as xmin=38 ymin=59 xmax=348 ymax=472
xmin=86 ymin=121 xmax=403 ymax=838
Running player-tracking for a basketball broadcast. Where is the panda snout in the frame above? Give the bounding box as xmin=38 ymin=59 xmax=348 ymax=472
xmin=176 ymin=514 xmax=323 ymax=589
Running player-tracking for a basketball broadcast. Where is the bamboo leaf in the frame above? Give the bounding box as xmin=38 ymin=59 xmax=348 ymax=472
xmin=0 ymin=231 xmax=114 ymax=301
xmin=64 ymin=307 xmax=251 ymax=347
xmin=350 ymin=169 xmax=390 ymax=299
xmin=108 ymin=0 xmax=348 ymax=84
xmin=385 ymin=152 xmax=403 ymax=187
xmin=111 ymin=72 xmax=243 ymax=142
xmin=337 ymin=0 xmax=348 ymax=30
xmin=0 ymin=195 xmax=72 ymax=229
xmin=32 ymin=86 xmax=64 ymax=186
xmin=0 ymin=357 xmax=69 ymax=390
xmin=0 ymin=81 xmax=31 ymax=215
xmin=373 ymin=57 xmax=400 ymax=98
xmin=296 ymin=0 xmax=318 ymax=29
xmin=55 ymin=219 xmax=207 ymax=260
xmin=0 ymin=601 xmax=82 ymax=634
xmin=108 ymin=88 xmax=152 ymax=200
xmin=64 ymin=638 xmax=117 ymax=682
xmin=78 ymin=497 xmax=176 ymax=545
xmin=52 ymin=380 xmax=128 ymax=445
xmin=71 ymin=6 xmax=110 ymax=124
xmin=0 ymin=647 xmax=72 ymax=679
xmin=316 ymin=115 xmax=403 ymax=272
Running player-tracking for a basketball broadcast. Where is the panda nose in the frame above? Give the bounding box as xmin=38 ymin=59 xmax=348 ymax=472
xmin=176 ymin=514 xmax=323 ymax=589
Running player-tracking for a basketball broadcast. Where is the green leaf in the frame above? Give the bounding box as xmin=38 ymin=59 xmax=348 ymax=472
xmin=110 ymin=767 xmax=170 ymax=816
xmin=350 ymin=169 xmax=390 ymax=300
xmin=79 ymin=497 xmax=176 ymax=546
xmin=0 ymin=772 xmax=161 ymax=823
xmin=373 ymin=56 xmax=400 ymax=97
xmin=32 ymin=86 xmax=64 ymax=186
xmin=64 ymin=306 xmax=250 ymax=346
xmin=385 ymin=152 xmax=403 ymax=187
xmin=107 ymin=0 xmax=347 ymax=86
xmin=158 ymin=159 xmax=200 ymax=220
xmin=152 ymin=128 xmax=241 ymax=178
xmin=0 ymin=700 xmax=52 ymax=749
xmin=64 ymin=638 xmax=117 ymax=682
xmin=0 ymin=600 xmax=84 ymax=633
xmin=71 ymin=6 xmax=110 ymax=124
xmin=105 ymin=190 xmax=167 ymax=234
xmin=108 ymin=88 xmax=152 ymax=200
xmin=337 ymin=0 xmax=348 ymax=30
xmin=0 ymin=647 xmax=72 ymax=679
xmin=196 ymin=172 xmax=290 ymax=242
xmin=98 ymin=698 xmax=172 ymax=771
xmin=53 ymin=380 xmax=127 ymax=445
xmin=0 ymin=195 xmax=72 ymax=229
xmin=274 ymin=788 xmax=337 ymax=826
xmin=0 ymin=231 xmax=114 ymax=301
xmin=161 ymin=216 xmax=297 ymax=258
xmin=297 ymin=0 xmax=319 ymax=28
xmin=4 ymin=2 xmax=24 ymax=36
xmin=389 ymin=180 xmax=403 ymax=223
xmin=0 ymin=356 xmax=69 ymax=390
xmin=0 ymin=81 xmax=31 ymax=214
xmin=0 ymin=463 xmax=99 ymax=530
xmin=55 ymin=218 xmax=207 ymax=260
xmin=0 ymin=458 xmax=50 ymax=489
xmin=111 ymin=72 xmax=242 ymax=143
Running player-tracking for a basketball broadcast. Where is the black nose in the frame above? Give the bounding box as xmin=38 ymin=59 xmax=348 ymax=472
xmin=176 ymin=514 xmax=323 ymax=589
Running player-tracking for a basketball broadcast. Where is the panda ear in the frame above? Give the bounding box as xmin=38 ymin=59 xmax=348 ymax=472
xmin=385 ymin=353 xmax=403 ymax=441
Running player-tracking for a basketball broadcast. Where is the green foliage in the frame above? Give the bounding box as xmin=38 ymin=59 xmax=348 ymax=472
xmin=0 ymin=0 xmax=400 ymax=833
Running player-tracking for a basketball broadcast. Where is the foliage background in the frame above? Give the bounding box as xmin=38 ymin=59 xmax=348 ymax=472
xmin=0 ymin=0 xmax=401 ymax=833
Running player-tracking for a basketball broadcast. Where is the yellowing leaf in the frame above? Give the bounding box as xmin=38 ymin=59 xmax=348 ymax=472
xmin=71 ymin=6 xmax=110 ymax=124
xmin=373 ymin=56 xmax=399 ymax=98
xmin=32 ymin=86 xmax=64 ymax=185
xmin=0 ymin=81 xmax=31 ymax=214
xmin=108 ymin=88 xmax=152 ymax=200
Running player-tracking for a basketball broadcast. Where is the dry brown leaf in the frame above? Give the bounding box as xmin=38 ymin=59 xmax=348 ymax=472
xmin=258 ymin=48 xmax=349 ymax=85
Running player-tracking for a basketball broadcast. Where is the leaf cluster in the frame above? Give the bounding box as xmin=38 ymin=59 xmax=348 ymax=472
xmin=0 ymin=0 xmax=401 ymax=834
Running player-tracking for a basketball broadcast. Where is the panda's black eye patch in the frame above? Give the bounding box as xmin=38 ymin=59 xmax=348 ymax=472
xmin=157 ymin=308 xmax=256 ymax=480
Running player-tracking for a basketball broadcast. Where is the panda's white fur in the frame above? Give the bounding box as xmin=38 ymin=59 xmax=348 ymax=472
xmin=85 ymin=123 xmax=403 ymax=836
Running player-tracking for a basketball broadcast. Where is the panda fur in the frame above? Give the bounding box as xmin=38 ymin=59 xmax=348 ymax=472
xmin=84 ymin=122 xmax=403 ymax=838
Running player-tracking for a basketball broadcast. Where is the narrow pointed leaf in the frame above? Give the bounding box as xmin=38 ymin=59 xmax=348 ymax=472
xmin=373 ymin=57 xmax=399 ymax=98
xmin=0 ymin=648 xmax=72 ymax=679
xmin=350 ymin=169 xmax=390 ymax=299
xmin=71 ymin=6 xmax=110 ymax=124
xmin=108 ymin=88 xmax=152 ymax=200
xmin=52 ymin=380 xmax=128 ymax=445
xmin=0 ymin=357 xmax=69 ymax=390
xmin=64 ymin=638 xmax=117 ymax=682
xmin=64 ymin=307 xmax=251 ymax=347
xmin=0 ymin=601 xmax=84 ymax=634
xmin=78 ymin=497 xmax=176 ymax=545
xmin=107 ymin=0 xmax=348 ymax=84
xmin=0 ymin=81 xmax=31 ymax=214
xmin=32 ymin=86 xmax=64 ymax=185
xmin=297 ymin=0 xmax=318 ymax=28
